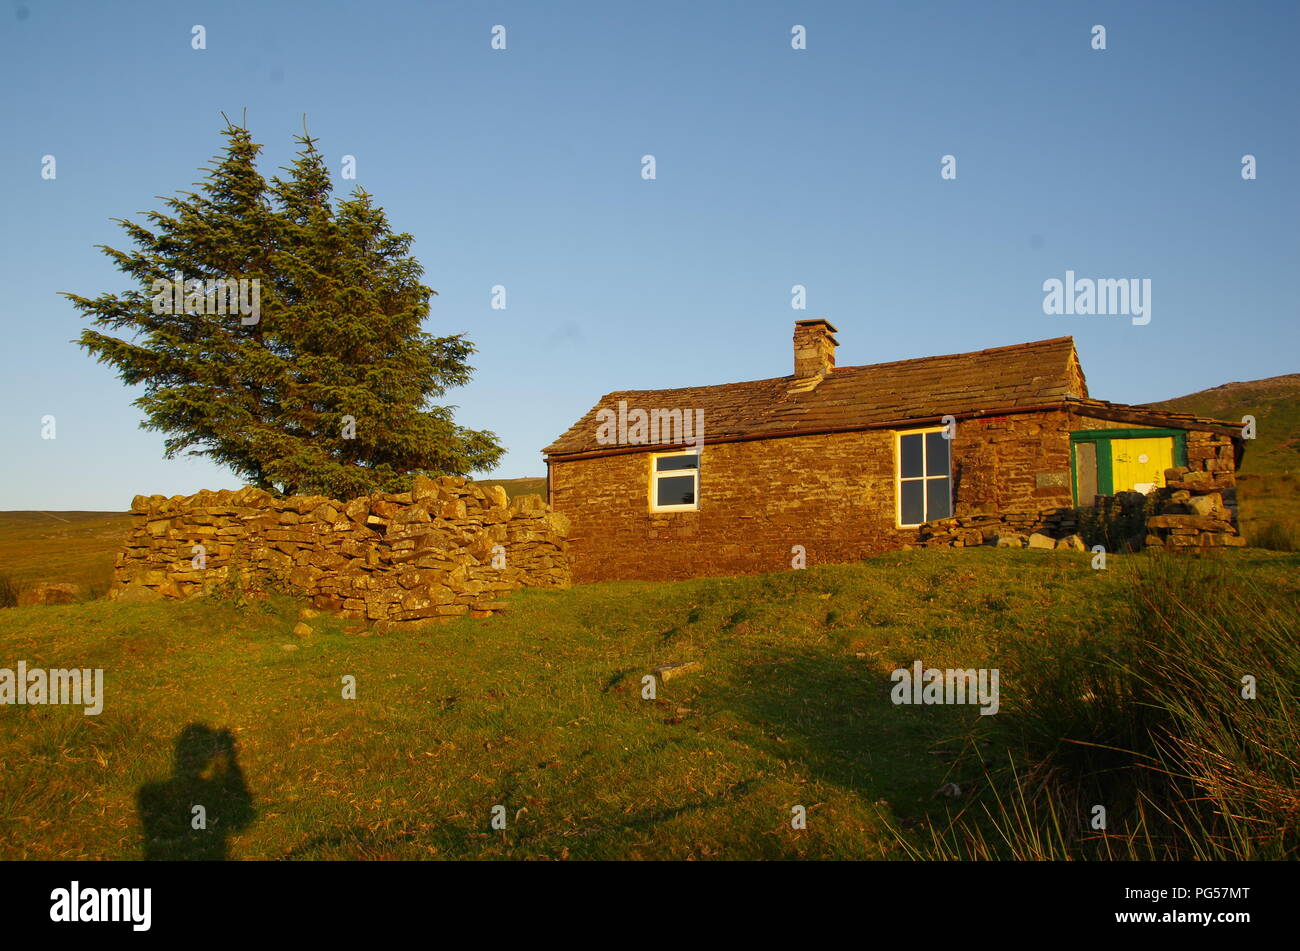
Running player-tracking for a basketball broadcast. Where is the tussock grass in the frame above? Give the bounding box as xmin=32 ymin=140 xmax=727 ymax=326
xmin=0 ymin=572 xmax=21 ymax=609
xmin=905 ymin=551 xmax=1300 ymax=859
xmin=1248 ymin=518 xmax=1298 ymax=552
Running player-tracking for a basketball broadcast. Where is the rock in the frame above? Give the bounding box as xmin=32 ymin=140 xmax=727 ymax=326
xmin=438 ymin=499 xmax=467 ymax=520
xmin=288 ymin=565 xmax=322 ymax=588
xmin=15 ymin=582 xmax=87 ymax=607
xmin=1146 ymin=514 xmax=1234 ymax=532
xmin=411 ymin=474 xmax=439 ymax=502
xmin=1056 ymin=534 xmax=1086 ymax=551
xmin=544 ymin=511 xmax=571 ymax=536
xmin=394 ymin=505 xmax=431 ymax=525
xmin=312 ymin=503 xmax=341 ymax=523
xmin=653 ymin=661 xmax=702 ymax=683
xmin=373 ymin=617 xmax=442 ymax=634
xmin=298 ymin=607 xmax=321 ymax=620
xmin=113 ymin=584 xmax=163 ymax=603
xmin=995 ymin=534 xmax=1026 ymax=548
xmin=1186 ymin=493 xmax=1224 ymax=518
xmin=292 ymin=622 xmax=314 ymax=637
xmin=1027 ymin=533 xmax=1056 ymax=549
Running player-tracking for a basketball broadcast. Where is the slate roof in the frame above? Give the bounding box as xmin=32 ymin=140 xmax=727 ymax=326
xmin=545 ymin=336 xmax=1092 ymax=456
xmin=1063 ymin=397 xmax=1245 ymax=437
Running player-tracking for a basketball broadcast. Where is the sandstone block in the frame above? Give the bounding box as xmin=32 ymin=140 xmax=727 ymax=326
xmin=115 ymin=584 xmax=163 ymax=603
xmin=16 ymin=582 xmax=86 ymax=606
xmin=1186 ymin=493 xmax=1224 ymax=518
xmin=1146 ymin=514 xmax=1234 ymax=532
xmin=411 ymin=474 xmax=439 ymax=502
xmin=654 ymin=661 xmax=702 ymax=683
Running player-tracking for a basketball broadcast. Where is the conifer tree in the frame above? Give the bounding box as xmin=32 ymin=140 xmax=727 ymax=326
xmin=66 ymin=119 xmax=502 ymax=499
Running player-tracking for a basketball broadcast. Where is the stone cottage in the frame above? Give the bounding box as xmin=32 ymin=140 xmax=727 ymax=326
xmin=544 ymin=320 xmax=1245 ymax=583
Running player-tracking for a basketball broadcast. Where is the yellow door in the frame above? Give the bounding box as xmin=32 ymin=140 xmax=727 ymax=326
xmin=1110 ymin=437 xmax=1174 ymax=494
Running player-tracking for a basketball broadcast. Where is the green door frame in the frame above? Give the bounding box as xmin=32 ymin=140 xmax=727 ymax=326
xmin=1069 ymin=428 xmax=1188 ymax=503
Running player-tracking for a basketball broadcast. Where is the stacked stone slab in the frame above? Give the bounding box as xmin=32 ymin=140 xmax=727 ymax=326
xmin=111 ymin=476 xmax=570 ymax=621
xmin=1142 ymin=467 xmax=1245 ymax=550
xmin=915 ymin=507 xmax=1082 ymax=550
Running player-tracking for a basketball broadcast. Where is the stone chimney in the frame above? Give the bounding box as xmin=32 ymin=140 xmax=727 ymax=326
xmin=792 ymin=318 xmax=838 ymax=379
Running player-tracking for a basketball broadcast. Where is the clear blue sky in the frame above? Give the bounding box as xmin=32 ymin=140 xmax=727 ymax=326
xmin=2 ymin=0 xmax=1296 ymax=510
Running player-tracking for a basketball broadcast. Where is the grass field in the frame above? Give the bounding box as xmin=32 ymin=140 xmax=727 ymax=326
xmin=0 ymin=448 xmax=1294 ymax=860
xmin=1 ymin=546 xmax=1296 ymax=860
xmin=0 ymin=511 xmax=134 ymax=595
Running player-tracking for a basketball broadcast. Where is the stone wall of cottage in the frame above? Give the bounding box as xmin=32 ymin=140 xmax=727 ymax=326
xmin=917 ymin=424 xmax=1240 ymax=550
xmin=947 ymin=410 xmax=1075 ymax=516
xmin=550 ymin=410 xmax=1240 ymax=583
xmin=551 ymin=412 xmax=1082 ymax=583
xmin=111 ymin=476 xmax=570 ymax=621
xmin=551 ymin=429 xmax=908 ymax=583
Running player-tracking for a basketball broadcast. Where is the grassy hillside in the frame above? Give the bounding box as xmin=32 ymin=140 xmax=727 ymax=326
xmin=1 ymin=548 xmax=1296 ymax=860
xmin=1145 ymin=373 xmax=1300 ymax=476
xmin=1145 ymin=374 xmax=1300 ymax=548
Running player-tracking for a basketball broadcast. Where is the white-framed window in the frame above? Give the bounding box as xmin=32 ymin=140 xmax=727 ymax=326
xmin=896 ymin=428 xmax=952 ymax=527
xmin=649 ymin=449 xmax=699 ymax=512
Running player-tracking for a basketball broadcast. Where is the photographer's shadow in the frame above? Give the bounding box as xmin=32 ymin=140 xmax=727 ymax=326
xmin=137 ymin=723 xmax=255 ymax=861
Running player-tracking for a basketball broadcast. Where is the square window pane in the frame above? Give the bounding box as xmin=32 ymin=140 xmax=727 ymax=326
xmin=899 ymin=434 xmax=923 ymax=479
xmin=925 ymin=431 xmax=951 ymax=477
xmin=927 ymin=477 xmax=952 ymax=520
xmin=655 ymin=453 xmax=699 ymax=472
xmin=656 ymin=475 xmax=696 ymax=507
xmin=900 ymin=479 xmax=924 ymax=525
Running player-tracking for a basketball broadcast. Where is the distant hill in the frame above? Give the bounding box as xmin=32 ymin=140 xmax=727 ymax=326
xmin=1144 ymin=374 xmax=1300 ymax=476
xmin=477 ymin=477 xmax=547 ymax=501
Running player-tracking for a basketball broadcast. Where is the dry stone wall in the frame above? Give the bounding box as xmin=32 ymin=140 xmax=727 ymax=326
xmin=111 ymin=476 xmax=570 ymax=622
xmin=913 ymin=507 xmax=1083 ymax=550
xmin=1143 ymin=465 xmax=1244 ymax=549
